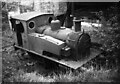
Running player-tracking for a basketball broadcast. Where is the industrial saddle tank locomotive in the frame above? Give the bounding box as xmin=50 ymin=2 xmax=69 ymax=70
xmin=10 ymin=12 xmax=93 ymax=69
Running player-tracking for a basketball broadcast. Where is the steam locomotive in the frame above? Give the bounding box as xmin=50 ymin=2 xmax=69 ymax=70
xmin=9 ymin=12 xmax=100 ymax=69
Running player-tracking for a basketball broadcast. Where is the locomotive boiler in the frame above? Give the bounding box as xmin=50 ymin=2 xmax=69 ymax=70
xmin=9 ymin=11 xmax=100 ymax=69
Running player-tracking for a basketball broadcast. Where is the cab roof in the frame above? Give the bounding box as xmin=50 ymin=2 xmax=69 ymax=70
xmin=12 ymin=11 xmax=53 ymax=21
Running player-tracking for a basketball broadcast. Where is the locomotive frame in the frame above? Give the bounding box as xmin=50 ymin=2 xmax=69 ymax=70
xmin=9 ymin=11 xmax=101 ymax=69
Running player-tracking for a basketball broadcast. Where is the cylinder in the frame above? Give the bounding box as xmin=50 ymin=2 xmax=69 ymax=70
xmin=73 ymin=18 xmax=81 ymax=32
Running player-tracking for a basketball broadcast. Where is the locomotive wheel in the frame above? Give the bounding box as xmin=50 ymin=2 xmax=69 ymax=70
xmin=27 ymin=52 xmax=45 ymax=63
xmin=42 ymin=51 xmax=60 ymax=70
xmin=14 ymin=45 xmax=19 ymax=51
xmin=27 ymin=51 xmax=59 ymax=70
xmin=44 ymin=59 xmax=59 ymax=70
xmin=13 ymin=45 xmax=31 ymax=60
xmin=16 ymin=49 xmax=29 ymax=60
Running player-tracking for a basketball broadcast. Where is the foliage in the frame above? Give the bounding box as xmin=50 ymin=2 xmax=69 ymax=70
xmin=89 ymin=3 xmax=120 ymax=68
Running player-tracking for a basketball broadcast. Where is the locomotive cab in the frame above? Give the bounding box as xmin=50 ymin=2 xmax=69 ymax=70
xmin=10 ymin=12 xmax=54 ymax=51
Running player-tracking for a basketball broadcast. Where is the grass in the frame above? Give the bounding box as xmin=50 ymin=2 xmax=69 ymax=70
xmin=6 ymin=66 xmax=118 ymax=82
xmin=13 ymin=70 xmax=55 ymax=82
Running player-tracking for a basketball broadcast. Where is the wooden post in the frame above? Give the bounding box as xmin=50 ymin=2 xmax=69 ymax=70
xmin=73 ymin=17 xmax=81 ymax=32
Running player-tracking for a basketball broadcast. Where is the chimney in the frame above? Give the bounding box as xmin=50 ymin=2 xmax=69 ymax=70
xmin=73 ymin=17 xmax=81 ymax=32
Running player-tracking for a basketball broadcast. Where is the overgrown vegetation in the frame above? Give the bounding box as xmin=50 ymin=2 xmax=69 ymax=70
xmin=92 ymin=4 xmax=120 ymax=69
xmin=2 ymin=1 xmax=120 ymax=82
